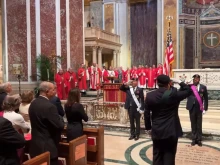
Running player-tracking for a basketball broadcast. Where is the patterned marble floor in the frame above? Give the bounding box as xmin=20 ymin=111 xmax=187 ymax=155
xmin=104 ymin=131 xmax=220 ymax=165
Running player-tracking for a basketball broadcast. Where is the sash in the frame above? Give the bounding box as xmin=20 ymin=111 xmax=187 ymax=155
xmin=191 ymin=85 xmax=203 ymax=111
xmin=129 ymin=87 xmax=143 ymax=113
xmin=0 ymin=111 xmax=3 ymax=117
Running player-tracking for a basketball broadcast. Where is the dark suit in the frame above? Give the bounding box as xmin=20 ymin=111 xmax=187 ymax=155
xmin=120 ymin=84 xmax=144 ymax=137
xmin=145 ymin=83 xmax=191 ymax=165
xmin=186 ymin=84 xmax=208 ymax=141
xmin=0 ymin=117 xmax=25 ymax=165
xmin=29 ymin=96 xmax=64 ymax=165
xmin=50 ymin=96 xmax=65 ymax=117
xmin=0 ymin=91 xmax=7 ymax=111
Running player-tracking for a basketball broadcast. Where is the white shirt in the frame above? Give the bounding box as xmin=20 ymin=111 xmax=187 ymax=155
xmin=3 ymin=111 xmax=30 ymax=133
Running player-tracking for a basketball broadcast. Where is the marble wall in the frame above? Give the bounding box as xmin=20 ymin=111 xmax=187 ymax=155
xmin=130 ymin=1 xmax=157 ymax=66
xmin=185 ymin=28 xmax=194 ymax=69
xmin=84 ymin=6 xmax=90 ymax=27
xmin=90 ymin=1 xmax=103 ymax=29
xmin=104 ymin=3 xmax=114 ymax=33
xmin=3 ymin=0 xmax=84 ymax=82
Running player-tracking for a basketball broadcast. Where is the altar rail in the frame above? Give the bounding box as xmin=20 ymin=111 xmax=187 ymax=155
xmin=173 ymin=69 xmax=220 ymax=90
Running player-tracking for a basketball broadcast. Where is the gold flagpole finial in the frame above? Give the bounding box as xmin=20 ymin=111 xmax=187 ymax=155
xmin=166 ymin=15 xmax=173 ymax=23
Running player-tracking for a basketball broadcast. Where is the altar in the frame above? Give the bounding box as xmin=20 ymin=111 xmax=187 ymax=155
xmin=102 ymin=83 xmax=126 ymax=102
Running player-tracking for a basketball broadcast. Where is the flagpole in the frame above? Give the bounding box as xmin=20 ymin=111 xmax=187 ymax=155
xmin=166 ymin=15 xmax=173 ymax=77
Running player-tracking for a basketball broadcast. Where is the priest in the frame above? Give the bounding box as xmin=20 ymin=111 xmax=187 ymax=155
xmin=65 ymin=68 xmax=76 ymax=95
xmin=77 ymin=64 xmax=87 ymax=93
xmin=55 ymin=68 xmax=66 ymax=99
xmin=138 ymin=65 xmax=146 ymax=88
xmin=88 ymin=63 xmax=101 ymax=90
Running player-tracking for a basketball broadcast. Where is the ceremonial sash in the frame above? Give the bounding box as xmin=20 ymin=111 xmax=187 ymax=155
xmin=191 ymin=85 xmax=203 ymax=111
xmin=129 ymin=87 xmax=143 ymax=112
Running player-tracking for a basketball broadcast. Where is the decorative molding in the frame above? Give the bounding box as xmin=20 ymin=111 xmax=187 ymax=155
xmin=200 ymin=3 xmax=220 ymax=18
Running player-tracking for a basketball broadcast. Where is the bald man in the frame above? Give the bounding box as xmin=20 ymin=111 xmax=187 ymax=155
xmin=29 ymin=82 xmax=64 ymax=165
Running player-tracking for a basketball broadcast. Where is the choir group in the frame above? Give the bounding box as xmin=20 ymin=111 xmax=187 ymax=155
xmin=54 ymin=63 xmax=164 ymax=99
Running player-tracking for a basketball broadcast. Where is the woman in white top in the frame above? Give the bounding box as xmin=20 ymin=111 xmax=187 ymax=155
xmin=19 ymin=91 xmax=34 ymax=124
xmin=3 ymin=96 xmax=30 ymax=133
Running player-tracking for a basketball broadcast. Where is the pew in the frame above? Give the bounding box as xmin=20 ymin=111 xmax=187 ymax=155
xmin=60 ymin=126 xmax=104 ymax=165
xmin=59 ymin=135 xmax=87 ymax=165
xmin=22 ymin=151 xmax=50 ymax=165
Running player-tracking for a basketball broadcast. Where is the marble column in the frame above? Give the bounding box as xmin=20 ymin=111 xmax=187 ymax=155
xmin=92 ymin=47 xmax=97 ymax=64
xmin=179 ymin=26 xmax=185 ymax=69
xmin=113 ymin=51 xmax=117 ymax=68
xmin=157 ymin=0 xmax=163 ymax=64
xmin=98 ymin=47 xmax=103 ymax=67
xmin=116 ymin=51 xmax=120 ymax=67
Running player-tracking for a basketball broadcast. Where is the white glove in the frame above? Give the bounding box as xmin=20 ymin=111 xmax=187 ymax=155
xmin=186 ymin=78 xmax=193 ymax=84
xmin=170 ymin=78 xmax=182 ymax=84
xmin=203 ymin=110 xmax=206 ymax=115
xmin=138 ymin=110 xmax=144 ymax=114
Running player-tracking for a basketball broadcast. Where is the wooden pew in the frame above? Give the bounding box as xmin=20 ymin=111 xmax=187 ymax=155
xmin=59 ymin=135 xmax=87 ymax=165
xmin=60 ymin=126 xmax=104 ymax=165
xmin=22 ymin=151 xmax=50 ymax=165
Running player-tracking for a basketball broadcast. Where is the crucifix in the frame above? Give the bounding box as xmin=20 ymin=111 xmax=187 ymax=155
xmin=207 ymin=33 xmax=218 ymax=47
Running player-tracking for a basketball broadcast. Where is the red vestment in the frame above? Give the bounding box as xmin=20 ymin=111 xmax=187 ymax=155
xmin=147 ymin=68 xmax=155 ymax=88
xmin=196 ymin=0 xmax=212 ymax=5
xmin=103 ymin=69 xmax=109 ymax=83
xmin=124 ymin=70 xmax=130 ymax=83
xmin=157 ymin=67 xmax=163 ymax=76
xmin=131 ymin=69 xmax=138 ymax=79
xmin=65 ymin=71 xmax=76 ymax=95
xmin=138 ymin=68 xmax=146 ymax=88
xmin=55 ymin=73 xmax=66 ymax=99
xmin=77 ymin=67 xmax=87 ymax=91
xmin=88 ymin=66 xmax=101 ymax=90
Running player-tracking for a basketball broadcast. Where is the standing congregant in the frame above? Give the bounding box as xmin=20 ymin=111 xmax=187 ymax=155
xmin=145 ymin=75 xmax=191 ymax=165
xmin=65 ymin=68 xmax=76 ymax=95
xmin=120 ymin=78 xmax=144 ymax=141
xmin=29 ymin=82 xmax=64 ymax=165
xmin=186 ymin=74 xmax=208 ymax=146
xmin=55 ymin=69 xmax=66 ymax=100
xmin=77 ymin=64 xmax=87 ymax=93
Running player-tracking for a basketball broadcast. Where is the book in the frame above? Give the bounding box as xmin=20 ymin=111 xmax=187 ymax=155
xmin=87 ymin=137 xmax=96 ymax=146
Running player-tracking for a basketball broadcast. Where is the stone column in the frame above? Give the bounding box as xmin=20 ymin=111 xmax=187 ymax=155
xmin=92 ymin=46 xmax=97 ymax=64
xmin=98 ymin=47 xmax=103 ymax=67
xmin=116 ymin=51 xmax=120 ymax=67
xmin=179 ymin=26 xmax=185 ymax=69
xmin=157 ymin=0 xmax=163 ymax=64
xmin=113 ymin=50 xmax=117 ymax=68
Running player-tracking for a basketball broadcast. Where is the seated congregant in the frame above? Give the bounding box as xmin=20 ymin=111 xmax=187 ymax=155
xmin=65 ymin=88 xmax=88 ymax=142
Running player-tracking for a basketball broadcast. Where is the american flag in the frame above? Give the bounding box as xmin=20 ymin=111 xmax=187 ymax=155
xmin=163 ymin=29 xmax=174 ymax=76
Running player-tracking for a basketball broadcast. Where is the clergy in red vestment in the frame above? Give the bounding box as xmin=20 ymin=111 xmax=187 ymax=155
xmin=65 ymin=68 xmax=76 ymax=95
xmin=88 ymin=63 xmax=101 ymax=90
xmin=196 ymin=0 xmax=212 ymax=5
xmin=77 ymin=64 xmax=87 ymax=93
xmin=147 ymin=67 xmax=155 ymax=89
xmin=138 ymin=66 xmax=146 ymax=88
xmin=131 ymin=66 xmax=138 ymax=79
xmin=157 ymin=63 xmax=163 ymax=76
xmin=55 ymin=69 xmax=66 ymax=99
xmin=124 ymin=67 xmax=130 ymax=83
xmin=102 ymin=66 xmax=109 ymax=83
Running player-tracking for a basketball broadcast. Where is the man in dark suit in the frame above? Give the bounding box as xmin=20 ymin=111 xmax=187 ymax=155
xmin=29 ymin=82 xmax=64 ymax=165
xmin=120 ymin=78 xmax=144 ymax=141
xmin=145 ymin=75 xmax=191 ymax=165
xmin=50 ymin=96 xmax=65 ymax=117
xmin=186 ymin=74 xmax=208 ymax=146
xmin=0 ymin=117 xmax=25 ymax=165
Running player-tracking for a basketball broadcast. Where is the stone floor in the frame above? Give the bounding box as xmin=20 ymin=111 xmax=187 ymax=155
xmin=104 ymin=131 xmax=220 ymax=165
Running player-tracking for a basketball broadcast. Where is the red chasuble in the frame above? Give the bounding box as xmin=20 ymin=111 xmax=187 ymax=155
xmin=103 ymin=69 xmax=109 ymax=83
xmin=196 ymin=0 xmax=212 ymax=5
xmin=138 ymin=68 xmax=146 ymax=88
xmin=124 ymin=69 xmax=130 ymax=83
xmin=147 ymin=68 xmax=155 ymax=88
xmin=157 ymin=66 xmax=163 ymax=76
xmin=55 ymin=73 xmax=66 ymax=99
xmin=77 ymin=67 xmax=87 ymax=91
xmin=88 ymin=66 xmax=101 ymax=90
xmin=65 ymin=71 xmax=76 ymax=95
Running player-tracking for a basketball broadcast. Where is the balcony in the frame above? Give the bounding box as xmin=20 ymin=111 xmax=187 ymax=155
xmin=84 ymin=27 xmax=121 ymax=50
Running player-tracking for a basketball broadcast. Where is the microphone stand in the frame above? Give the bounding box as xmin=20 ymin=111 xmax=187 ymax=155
xmin=17 ymin=74 xmax=21 ymax=96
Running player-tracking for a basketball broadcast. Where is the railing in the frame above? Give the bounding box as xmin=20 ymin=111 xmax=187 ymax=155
xmin=85 ymin=27 xmax=120 ymax=44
